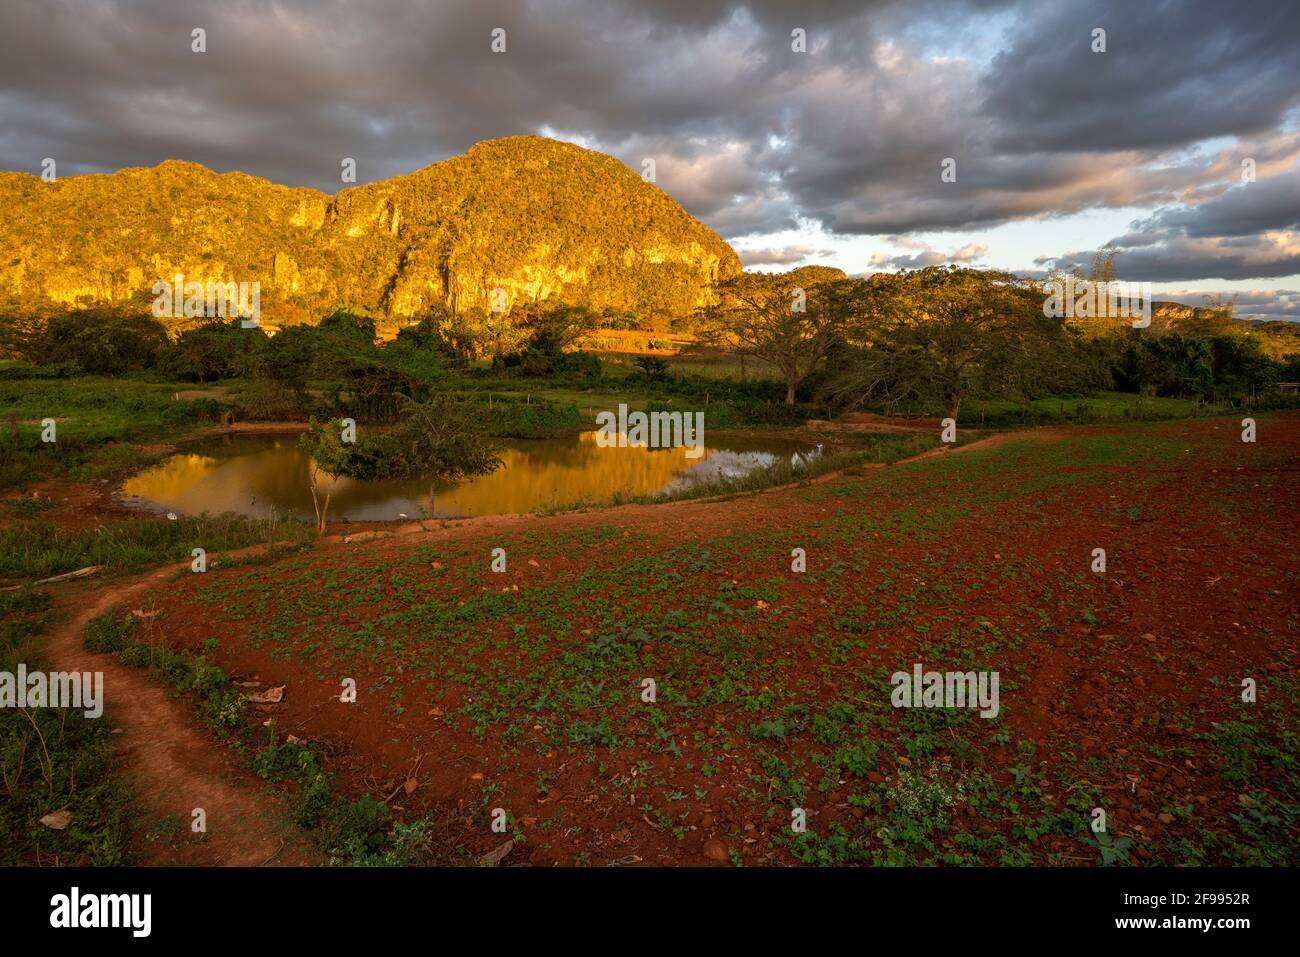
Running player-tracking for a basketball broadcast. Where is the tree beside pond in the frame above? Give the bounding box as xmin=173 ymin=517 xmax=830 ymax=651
xmin=299 ymin=396 xmax=501 ymax=533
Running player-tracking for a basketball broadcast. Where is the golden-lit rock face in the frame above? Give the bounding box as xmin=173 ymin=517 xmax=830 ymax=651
xmin=0 ymin=136 xmax=741 ymax=325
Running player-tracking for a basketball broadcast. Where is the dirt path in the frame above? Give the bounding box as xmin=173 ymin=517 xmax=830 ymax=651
xmin=806 ymin=411 xmax=943 ymax=434
xmin=45 ymin=564 xmax=319 ymax=865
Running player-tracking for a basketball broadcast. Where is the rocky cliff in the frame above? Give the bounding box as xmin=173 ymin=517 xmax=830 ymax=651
xmin=0 ymin=136 xmax=740 ymax=326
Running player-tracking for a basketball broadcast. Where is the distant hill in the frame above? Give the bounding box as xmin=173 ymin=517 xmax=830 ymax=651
xmin=1065 ymin=299 xmax=1299 ymax=359
xmin=0 ymin=136 xmax=741 ymax=327
xmin=1151 ymin=302 xmax=1300 ymax=358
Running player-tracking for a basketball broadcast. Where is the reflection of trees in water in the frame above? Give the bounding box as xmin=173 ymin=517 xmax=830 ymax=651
xmin=791 ymin=446 xmax=824 ymax=470
xmin=124 ymin=432 xmax=819 ymax=520
xmin=660 ymin=450 xmax=776 ymax=492
xmin=123 ymin=444 xmax=323 ymax=519
xmin=658 ymin=444 xmax=824 ymax=495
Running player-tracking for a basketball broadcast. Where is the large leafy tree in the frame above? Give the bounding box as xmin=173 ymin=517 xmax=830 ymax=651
xmin=17 ymin=307 xmax=170 ymax=374
xmin=469 ymin=306 xmax=531 ymax=365
xmin=698 ymin=266 xmax=848 ymax=404
xmin=160 ymin=317 xmax=268 ymax=382
xmin=250 ymin=308 xmax=422 ymax=420
xmin=824 ymin=266 xmax=1075 ymax=418
xmin=394 ymin=303 xmax=478 ymax=366
xmin=516 ymin=303 xmax=597 ymax=355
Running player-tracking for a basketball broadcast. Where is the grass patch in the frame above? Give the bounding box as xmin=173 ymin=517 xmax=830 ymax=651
xmin=250 ymin=740 xmax=438 ymax=865
xmin=959 ymin=391 xmax=1242 ymax=427
xmin=0 ymin=589 xmax=131 ymax=865
xmin=0 ymin=513 xmax=312 ymax=583
xmin=0 ymin=376 xmax=226 ymax=489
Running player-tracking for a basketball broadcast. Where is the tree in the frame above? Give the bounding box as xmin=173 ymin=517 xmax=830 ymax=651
xmin=1041 ymin=245 xmax=1126 ymax=337
xmin=1116 ymin=333 xmax=1215 ymax=398
xmin=1088 ymin=247 xmax=1117 ymax=286
xmin=499 ymin=303 xmax=601 ymax=376
xmin=160 ymin=318 xmax=267 ymax=382
xmin=517 ymin=303 xmax=596 ymax=355
xmin=394 ymin=303 xmax=476 ymax=366
xmin=823 ymin=266 xmax=1074 ymax=418
xmin=632 ymin=355 xmax=671 ymax=382
xmin=299 ymin=418 xmax=387 ymax=533
xmin=465 ymin=306 xmax=530 ymax=365
xmin=698 ymin=266 xmax=848 ymax=404
xmin=317 ymin=306 xmax=377 ymax=343
xmin=20 ymin=307 xmax=170 ymax=374
xmin=298 ymin=396 xmax=501 ymax=533
xmin=256 ymin=325 xmax=318 ymax=400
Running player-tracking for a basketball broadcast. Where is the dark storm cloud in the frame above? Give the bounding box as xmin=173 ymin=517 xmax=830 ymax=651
xmin=0 ymin=0 xmax=1298 ymax=282
xmin=766 ymin=0 xmax=1300 ymax=237
xmin=980 ymin=0 xmax=1300 ymax=154
xmin=1137 ymin=167 xmax=1300 ymax=239
xmin=1050 ymin=163 xmax=1300 ymax=283
xmin=1050 ymin=231 xmax=1300 ymax=283
xmin=1078 ymin=238 xmax=1300 ymax=282
xmin=0 ymin=0 xmax=898 ymax=231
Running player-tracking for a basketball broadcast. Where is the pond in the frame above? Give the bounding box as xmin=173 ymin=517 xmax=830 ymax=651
xmin=120 ymin=431 xmax=821 ymax=521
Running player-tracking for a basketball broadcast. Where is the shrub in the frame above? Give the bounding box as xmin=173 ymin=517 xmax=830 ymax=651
xmin=478 ymin=397 xmax=583 ymax=438
xmin=633 ymin=355 xmax=671 ymax=382
xmin=20 ymin=308 xmax=170 ymax=374
xmin=159 ymin=319 xmax=267 ymax=382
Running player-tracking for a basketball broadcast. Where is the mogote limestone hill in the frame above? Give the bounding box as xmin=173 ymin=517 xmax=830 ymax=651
xmin=0 ymin=135 xmax=740 ymax=326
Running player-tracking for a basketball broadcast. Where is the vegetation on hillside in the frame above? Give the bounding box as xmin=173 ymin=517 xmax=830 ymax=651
xmin=0 ymin=136 xmax=740 ymax=328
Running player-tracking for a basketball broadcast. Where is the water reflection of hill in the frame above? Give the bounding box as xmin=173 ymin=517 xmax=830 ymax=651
xmin=121 ymin=431 xmax=815 ymax=520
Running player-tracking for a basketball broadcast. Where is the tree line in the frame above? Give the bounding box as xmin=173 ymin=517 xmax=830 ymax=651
xmin=696 ymin=265 xmax=1298 ymax=413
xmin=4 ymin=265 xmax=1297 ymax=423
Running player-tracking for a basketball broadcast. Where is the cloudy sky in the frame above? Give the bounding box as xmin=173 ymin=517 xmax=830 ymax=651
xmin=2 ymin=0 xmax=1298 ymax=320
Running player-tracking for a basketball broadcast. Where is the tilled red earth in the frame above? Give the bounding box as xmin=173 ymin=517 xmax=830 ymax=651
xmin=126 ymin=413 xmax=1299 ymax=865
